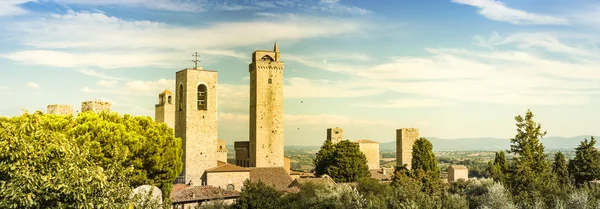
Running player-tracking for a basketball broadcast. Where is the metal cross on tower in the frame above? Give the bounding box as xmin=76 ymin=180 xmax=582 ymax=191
xmin=192 ymin=52 xmax=201 ymax=69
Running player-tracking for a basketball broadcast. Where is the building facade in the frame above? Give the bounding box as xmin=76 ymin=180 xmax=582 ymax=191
xmin=396 ymin=128 xmax=420 ymax=169
xmin=327 ymin=127 xmax=344 ymax=144
xmin=155 ymin=89 xmax=175 ymax=130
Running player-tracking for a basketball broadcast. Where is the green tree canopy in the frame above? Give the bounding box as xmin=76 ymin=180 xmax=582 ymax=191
xmin=313 ymin=138 xmax=335 ymax=176
xmin=411 ymin=137 xmax=440 ymax=177
xmin=488 ymin=151 xmax=509 ymax=184
xmin=313 ymin=140 xmax=370 ymax=183
xmin=553 ymin=152 xmax=570 ymax=187
xmin=568 ymin=136 xmax=600 ymax=185
xmin=231 ymin=179 xmax=282 ymax=209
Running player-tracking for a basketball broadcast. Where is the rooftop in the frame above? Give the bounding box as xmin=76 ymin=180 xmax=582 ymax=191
xmin=354 ymin=139 xmax=379 ymax=144
xmin=449 ymin=165 xmax=468 ymax=170
xmin=159 ymin=89 xmax=172 ymax=95
xmin=249 ymin=167 xmax=294 ymax=193
xmin=170 ymin=185 xmax=240 ymax=203
xmin=206 ymin=163 xmax=250 ymax=173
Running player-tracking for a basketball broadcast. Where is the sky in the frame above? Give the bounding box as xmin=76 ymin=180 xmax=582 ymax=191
xmin=1 ymin=0 xmax=599 ymax=146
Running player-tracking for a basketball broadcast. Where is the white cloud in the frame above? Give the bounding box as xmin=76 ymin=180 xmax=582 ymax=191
xmin=356 ymin=99 xmax=458 ymax=108
xmin=315 ymin=0 xmax=371 ymax=15
xmin=473 ymin=32 xmax=599 ymax=57
xmin=125 ymin=79 xmax=175 ymax=94
xmin=26 ymin=82 xmax=39 ymax=89
xmin=0 ymin=86 xmax=8 ymax=90
xmin=0 ymin=0 xmax=33 ymax=17
xmin=96 ymin=80 xmax=118 ymax=87
xmin=451 ymin=0 xmax=569 ymax=25
xmin=219 ymin=112 xmax=392 ymax=126
xmin=79 ymin=69 xmax=129 ymax=80
xmin=51 ymin=0 xmax=204 ymax=12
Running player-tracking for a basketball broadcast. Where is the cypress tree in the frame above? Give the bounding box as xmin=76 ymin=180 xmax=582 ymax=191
xmin=568 ymin=136 xmax=600 ymax=185
xmin=411 ymin=137 xmax=439 ymax=177
xmin=553 ymin=152 xmax=570 ymax=187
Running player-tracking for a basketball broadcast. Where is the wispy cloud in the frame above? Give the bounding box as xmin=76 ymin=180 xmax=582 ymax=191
xmin=219 ymin=112 xmax=392 ymax=126
xmin=51 ymin=0 xmax=205 ymax=12
xmin=355 ymin=99 xmax=458 ymax=109
xmin=314 ymin=0 xmax=371 ymax=15
xmin=474 ymin=32 xmax=599 ymax=57
xmin=451 ymin=0 xmax=569 ymax=25
xmin=78 ymin=69 xmax=129 ymax=80
xmin=0 ymin=86 xmax=9 ymax=90
xmin=0 ymin=0 xmax=33 ymax=17
xmin=96 ymin=80 xmax=118 ymax=87
xmin=26 ymin=82 xmax=39 ymax=89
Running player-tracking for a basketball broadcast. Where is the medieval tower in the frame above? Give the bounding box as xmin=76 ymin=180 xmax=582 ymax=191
xmin=249 ymin=42 xmax=284 ymax=167
xmin=396 ymin=128 xmax=420 ymax=169
xmin=327 ymin=127 xmax=344 ymax=144
xmin=175 ymin=66 xmax=218 ymax=185
xmin=155 ymin=89 xmax=175 ymax=130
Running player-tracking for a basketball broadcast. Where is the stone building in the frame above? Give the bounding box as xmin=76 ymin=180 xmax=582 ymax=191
xmin=205 ymin=162 xmax=250 ymax=192
xmin=175 ymin=66 xmax=218 ymax=186
xmin=396 ymin=128 xmax=420 ymax=169
xmin=46 ymin=104 xmax=73 ymax=115
xmin=81 ymin=100 xmax=111 ymax=113
xmin=234 ymin=141 xmax=250 ymax=167
xmin=327 ymin=127 xmax=344 ymax=144
xmin=154 ymin=89 xmax=175 ymax=130
xmin=249 ymin=42 xmax=285 ymax=168
xmin=447 ymin=165 xmax=469 ymax=182
xmin=355 ymin=139 xmax=380 ymax=170
xmin=217 ymin=139 xmax=228 ymax=163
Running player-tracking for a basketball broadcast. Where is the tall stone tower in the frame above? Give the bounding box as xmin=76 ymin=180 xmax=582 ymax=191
xmin=81 ymin=100 xmax=111 ymax=113
xmin=249 ymin=42 xmax=284 ymax=167
xmin=327 ymin=127 xmax=344 ymax=144
xmin=175 ymin=66 xmax=218 ymax=185
xmin=154 ymin=89 xmax=175 ymax=130
xmin=47 ymin=104 xmax=73 ymax=115
xmin=396 ymin=128 xmax=420 ymax=169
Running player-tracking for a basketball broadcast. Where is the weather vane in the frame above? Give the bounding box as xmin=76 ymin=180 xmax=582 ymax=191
xmin=192 ymin=52 xmax=201 ymax=69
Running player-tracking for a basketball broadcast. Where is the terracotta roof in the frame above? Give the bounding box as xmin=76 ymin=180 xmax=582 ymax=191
xmin=354 ymin=139 xmax=379 ymax=144
xmin=160 ymin=89 xmax=172 ymax=95
xmin=449 ymin=165 xmax=468 ymax=170
xmin=369 ymin=169 xmax=393 ymax=181
xmin=288 ymin=177 xmax=337 ymax=188
xmin=217 ymin=161 xmax=227 ymax=166
xmin=249 ymin=167 xmax=294 ymax=192
xmin=206 ymin=163 xmax=250 ymax=173
xmin=171 ymin=185 xmax=240 ymax=203
xmin=171 ymin=184 xmax=189 ymax=196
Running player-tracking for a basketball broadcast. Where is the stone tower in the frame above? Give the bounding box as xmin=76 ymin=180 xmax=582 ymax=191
xmin=249 ymin=42 xmax=284 ymax=167
xmin=396 ymin=128 xmax=420 ymax=169
xmin=327 ymin=127 xmax=344 ymax=144
xmin=81 ymin=100 xmax=111 ymax=113
xmin=47 ymin=104 xmax=73 ymax=115
xmin=154 ymin=89 xmax=175 ymax=130
xmin=175 ymin=66 xmax=218 ymax=185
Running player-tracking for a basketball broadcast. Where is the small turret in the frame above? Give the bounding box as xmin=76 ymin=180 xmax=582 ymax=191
xmin=274 ymin=41 xmax=279 ymax=52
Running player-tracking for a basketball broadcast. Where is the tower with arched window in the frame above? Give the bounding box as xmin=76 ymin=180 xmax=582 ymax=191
xmin=248 ymin=42 xmax=285 ymax=167
xmin=154 ymin=89 xmax=175 ymax=130
xmin=175 ymin=65 xmax=219 ymax=185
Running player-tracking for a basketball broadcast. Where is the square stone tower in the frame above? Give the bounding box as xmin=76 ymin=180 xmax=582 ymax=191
xmin=355 ymin=139 xmax=380 ymax=170
xmin=249 ymin=42 xmax=284 ymax=168
xmin=396 ymin=128 xmax=420 ymax=169
xmin=327 ymin=127 xmax=344 ymax=144
xmin=47 ymin=104 xmax=73 ymax=115
xmin=154 ymin=89 xmax=175 ymax=130
xmin=217 ymin=139 xmax=227 ymax=163
xmin=81 ymin=100 xmax=111 ymax=113
xmin=175 ymin=66 xmax=218 ymax=186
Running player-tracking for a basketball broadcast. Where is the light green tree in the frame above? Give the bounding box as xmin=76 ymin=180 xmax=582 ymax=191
xmin=568 ymin=137 xmax=600 ymax=185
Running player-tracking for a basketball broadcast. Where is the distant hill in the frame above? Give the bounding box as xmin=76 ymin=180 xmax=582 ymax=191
xmin=379 ymin=135 xmax=598 ymax=151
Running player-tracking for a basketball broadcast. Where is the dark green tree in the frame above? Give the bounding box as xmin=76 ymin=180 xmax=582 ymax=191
xmin=507 ymin=109 xmax=553 ymax=205
xmin=488 ymin=151 xmax=509 ymax=184
xmin=568 ymin=136 xmax=600 ymax=185
xmin=326 ymin=140 xmax=370 ymax=183
xmin=313 ymin=138 xmax=335 ymax=176
xmin=231 ymin=179 xmax=282 ymax=209
xmin=411 ymin=137 xmax=440 ymax=177
xmin=553 ymin=152 xmax=570 ymax=187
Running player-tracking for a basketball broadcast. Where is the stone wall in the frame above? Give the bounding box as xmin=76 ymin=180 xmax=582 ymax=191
xmin=154 ymin=90 xmax=175 ymax=130
xmin=206 ymin=171 xmax=250 ymax=192
xmin=396 ymin=128 xmax=420 ymax=169
xmin=46 ymin=104 xmax=73 ymax=115
xmin=356 ymin=140 xmax=380 ymax=170
xmin=81 ymin=100 xmax=111 ymax=113
xmin=327 ymin=127 xmax=344 ymax=144
xmin=175 ymin=68 xmax=218 ymax=185
xmin=448 ymin=165 xmax=469 ymax=182
xmin=249 ymin=44 xmax=284 ymax=168
xmin=217 ymin=139 xmax=228 ymax=163
xmin=284 ymin=157 xmax=291 ymax=174
xmin=234 ymin=141 xmax=250 ymax=167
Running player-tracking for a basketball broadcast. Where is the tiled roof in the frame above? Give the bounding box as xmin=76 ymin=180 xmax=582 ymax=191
xmin=171 ymin=184 xmax=189 ymax=196
xmin=369 ymin=169 xmax=393 ymax=181
xmin=249 ymin=167 xmax=294 ymax=192
xmin=288 ymin=177 xmax=337 ymax=188
xmin=217 ymin=161 xmax=227 ymax=166
xmin=206 ymin=163 xmax=250 ymax=172
xmin=449 ymin=165 xmax=468 ymax=170
xmin=171 ymin=185 xmax=240 ymax=203
xmin=354 ymin=139 xmax=379 ymax=144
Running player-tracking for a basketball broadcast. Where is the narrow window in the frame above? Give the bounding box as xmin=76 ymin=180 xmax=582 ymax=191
xmin=178 ymin=84 xmax=183 ymax=111
xmin=168 ymin=96 xmax=172 ymax=104
xmin=159 ymin=95 xmax=164 ymax=105
xmin=268 ymin=78 xmax=272 ymax=84
xmin=197 ymin=84 xmax=207 ymax=110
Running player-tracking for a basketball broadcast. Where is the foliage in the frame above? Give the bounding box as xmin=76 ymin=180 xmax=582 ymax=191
xmin=568 ymin=136 xmax=600 ymax=185
xmin=487 ymin=151 xmax=509 ymax=184
xmin=478 ymin=182 xmax=516 ymax=209
xmin=552 ymin=152 xmax=571 ymax=188
xmin=0 ymin=111 xmax=133 ymax=208
xmin=282 ymin=182 xmax=366 ymax=209
xmin=231 ymin=179 xmax=282 ymax=209
xmin=411 ymin=137 xmax=440 ymax=177
xmin=314 ymin=140 xmax=370 ymax=183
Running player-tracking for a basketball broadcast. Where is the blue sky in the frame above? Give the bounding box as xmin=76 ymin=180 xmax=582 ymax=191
xmin=1 ymin=0 xmax=599 ymax=146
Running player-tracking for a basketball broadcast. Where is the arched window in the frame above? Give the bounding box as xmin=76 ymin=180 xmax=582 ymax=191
xmin=260 ymin=55 xmax=274 ymax=62
xmin=168 ymin=96 xmax=172 ymax=104
xmin=227 ymin=184 xmax=235 ymax=191
xmin=178 ymin=84 xmax=183 ymax=111
xmin=197 ymin=84 xmax=207 ymax=110
xmin=159 ymin=95 xmax=164 ymax=105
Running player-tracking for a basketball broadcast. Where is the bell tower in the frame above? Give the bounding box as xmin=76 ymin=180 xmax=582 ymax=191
xmin=155 ymin=89 xmax=175 ymax=130
xmin=249 ymin=42 xmax=284 ymax=167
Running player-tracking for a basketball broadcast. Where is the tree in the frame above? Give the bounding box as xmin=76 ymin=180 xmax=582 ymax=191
xmin=0 ymin=111 xmax=133 ymax=208
xmin=488 ymin=151 xmax=509 ymax=184
xmin=326 ymin=140 xmax=370 ymax=183
xmin=411 ymin=137 xmax=439 ymax=177
xmin=568 ymin=137 xmax=600 ymax=185
xmin=553 ymin=152 xmax=571 ymax=187
xmin=506 ymin=109 xmax=553 ymax=205
xmin=313 ymin=138 xmax=335 ymax=176
xmin=231 ymin=179 xmax=282 ymax=209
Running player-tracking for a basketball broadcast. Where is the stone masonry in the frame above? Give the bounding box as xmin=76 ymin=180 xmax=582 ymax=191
xmin=46 ymin=104 xmax=73 ymax=115
xmin=249 ymin=42 xmax=284 ymax=168
xmin=81 ymin=100 xmax=111 ymax=113
xmin=447 ymin=165 xmax=469 ymax=182
xmin=217 ymin=139 xmax=228 ymax=163
xmin=396 ymin=128 xmax=420 ymax=169
xmin=355 ymin=139 xmax=380 ymax=170
xmin=154 ymin=89 xmax=175 ymax=130
xmin=175 ymin=67 xmax=218 ymax=186
xmin=327 ymin=127 xmax=344 ymax=144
